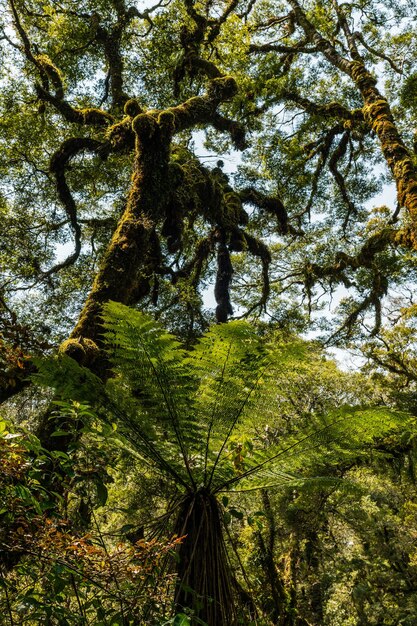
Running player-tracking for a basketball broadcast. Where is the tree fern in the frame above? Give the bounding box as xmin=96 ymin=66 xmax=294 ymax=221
xmin=34 ymin=302 xmax=412 ymax=625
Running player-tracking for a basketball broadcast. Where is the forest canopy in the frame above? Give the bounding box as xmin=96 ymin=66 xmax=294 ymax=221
xmin=2 ymin=0 xmax=417 ymax=624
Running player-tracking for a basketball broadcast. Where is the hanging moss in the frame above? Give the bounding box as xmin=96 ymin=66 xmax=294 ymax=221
xmin=229 ymin=228 xmax=247 ymax=252
xmin=161 ymin=210 xmax=183 ymax=253
xmin=222 ymin=192 xmax=244 ymax=228
xmin=215 ymin=238 xmax=234 ymax=323
xmin=168 ymin=161 xmax=185 ymax=187
xmin=106 ymin=117 xmax=135 ymax=151
xmin=174 ymin=235 xmax=215 ymax=288
xmin=243 ymin=232 xmax=271 ymax=306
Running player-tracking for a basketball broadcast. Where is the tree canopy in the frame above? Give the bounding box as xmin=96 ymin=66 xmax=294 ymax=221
xmin=2 ymin=0 xmax=417 ymax=394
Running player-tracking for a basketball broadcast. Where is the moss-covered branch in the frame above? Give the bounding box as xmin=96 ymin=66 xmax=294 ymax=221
xmin=282 ymin=90 xmax=364 ymax=123
xmin=305 ymin=228 xmax=395 ymax=337
xmin=35 ymin=85 xmax=113 ymax=126
xmin=166 ymin=76 xmax=239 ymax=132
xmin=287 ymin=0 xmax=417 ymax=247
xmin=47 ymin=138 xmax=108 ymax=277
xmin=239 ymin=187 xmax=290 ymax=234
xmin=69 ymin=110 xmax=173 ymax=344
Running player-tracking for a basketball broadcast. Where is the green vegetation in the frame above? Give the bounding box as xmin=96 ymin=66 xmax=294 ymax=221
xmin=2 ymin=0 xmax=417 ymax=623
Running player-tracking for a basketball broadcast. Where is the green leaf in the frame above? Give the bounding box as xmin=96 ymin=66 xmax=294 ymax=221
xmin=173 ymin=614 xmax=191 ymax=626
xmin=229 ymin=508 xmax=244 ymax=520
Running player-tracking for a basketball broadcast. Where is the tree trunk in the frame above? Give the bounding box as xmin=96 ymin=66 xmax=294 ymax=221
xmin=173 ymin=490 xmax=235 ymax=626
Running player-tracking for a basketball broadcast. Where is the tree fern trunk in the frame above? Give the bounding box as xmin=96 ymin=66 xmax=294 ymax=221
xmin=173 ymin=489 xmax=235 ymax=625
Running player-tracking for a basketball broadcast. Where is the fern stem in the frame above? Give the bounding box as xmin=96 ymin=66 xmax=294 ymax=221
xmin=207 ymin=359 xmax=268 ymax=490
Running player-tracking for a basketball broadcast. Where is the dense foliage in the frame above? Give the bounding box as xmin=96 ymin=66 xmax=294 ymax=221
xmin=2 ymin=0 xmax=417 ymax=623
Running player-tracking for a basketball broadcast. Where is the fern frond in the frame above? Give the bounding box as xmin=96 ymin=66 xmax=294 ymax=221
xmin=32 ymin=354 xmax=104 ymax=404
xmin=34 ymin=304 xmax=413 ymax=503
xmin=102 ymin=302 xmax=201 ymax=485
xmin=215 ymin=406 xmax=411 ymax=493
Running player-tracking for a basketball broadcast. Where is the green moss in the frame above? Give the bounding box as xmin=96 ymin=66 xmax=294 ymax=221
xmin=81 ymin=108 xmax=112 ymax=125
xmin=124 ymin=99 xmax=143 ymax=117
xmin=132 ymin=113 xmax=158 ymax=139
xmin=350 ymin=61 xmax=377 ymax=90
xmin=168 ymin=161 xmax=185 ymax=187
xmin=224 ymin=192 xmax=243 ymax=227
xmin=229 ymin=229 xmax=247 ymax=252
xmin=207 ymin=76 xmax=238 ymax=101
xmin=106 ymin=117 xmax=132 ymax=147
xmin=59 ymin=337 xmax=99 ymax=365
xmin=171 ymin=97 xmax=207 ymax=124
xmin=158 ymin=110 xmax=175 ymax=129
xmin=35 ymin=54 xmax=64 ymax=99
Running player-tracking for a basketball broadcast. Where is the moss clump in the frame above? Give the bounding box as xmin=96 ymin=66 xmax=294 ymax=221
xmin=170 ymin=97 xmax=209 ymax=128
xmin=229 ymin=229 xmax=247 ymax=252
xmin=350 ymin=61 xmax=377 ymax=91
xmin=158 ymin=110 xmax=175 ymax=134
xmin=214 ymin=240 xmax=234 ymax=323
xmin=59 ymin=337 xmax=99 ymax=366
xmin=124 ymin=99 xmax=143 ymax=117
xmin=207 ymin=76 xmax=238 ymax=101
xmin=395 ymin=226 xmax=417 ymax=250
xmin=224 ymin=192 xmax=243 ymax=227
xmin=132 ymin=113 xmax=158 ymax=139
xmin=362 ymin=99 xmax=390 ymax=126
xmin=106 ymin=117 xmax=134 ymax=150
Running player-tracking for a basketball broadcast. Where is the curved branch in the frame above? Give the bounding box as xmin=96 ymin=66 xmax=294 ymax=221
xmin=354 ymin=31 xmax=402 ymax=74
xmin=301 ymin=126 xmax=344 ymax=219
xmin=212 ymin=113 xmax=246 ymax=150
xmin=249 ymin=41 xmax=318 ymax=54
xmin=207 ymin=0 xmax=240 ymax=43
xmin=9 ymin=0 xmax=49 ymax=88
xmin=282 ymin=90 xmax=364 ymax=122
xmin=47 ymin=138 xmax=108 ymax=277
xmin=35 ymin=85 xmax=113 ymax=126
xmin=174 ymin=233 xmax=216 ymax=287
xmin=328 ymin=131 xmax=357 ymax=229
xmin=239 ymin=187 xmax=292 ymax=234
xmin=242 ymin=232 xmax=271 ymax=310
